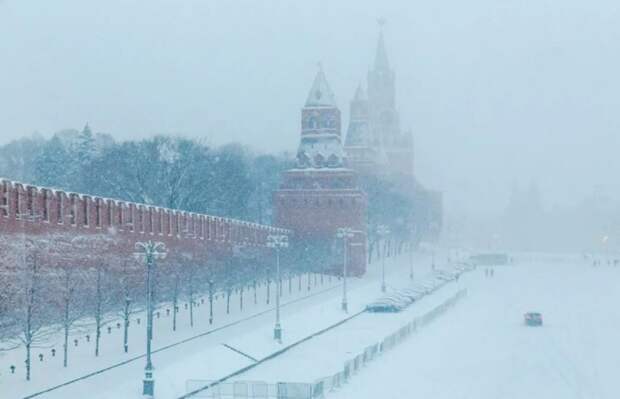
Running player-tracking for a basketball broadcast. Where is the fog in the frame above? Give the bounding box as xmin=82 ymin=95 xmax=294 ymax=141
xmin=1 ymin=0 xmax=619 ymax=249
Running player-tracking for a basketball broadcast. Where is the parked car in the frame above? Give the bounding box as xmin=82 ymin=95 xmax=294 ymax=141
xmin=434 ymin=270 xmax=458 ymax=281
xmin=411 ymin=283 xmax=432 ymax=294
xmin=366 ymin=299 xmax=404 ymax=313
xmin=524 ymin=312 xmax=543 ymax=326
xmin=399 ymin=288 xmax=424 ymax=301
xmin=406 ymin=286 xmax=428 ymax=295
xmin=385 ymin=292 xmax=413 ymax=305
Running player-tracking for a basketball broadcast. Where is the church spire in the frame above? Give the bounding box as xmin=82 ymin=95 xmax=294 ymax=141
xmin=374 ymin=19 xmax=390 ymax=71
xmin=305 ymin=63 xmax=337 ymax=107
xmin=353 ymin=82 xmax=366 ymax=101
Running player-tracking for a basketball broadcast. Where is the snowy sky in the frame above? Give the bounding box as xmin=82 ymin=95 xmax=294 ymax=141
xmin=1 ymin=0 xmax=619 ymax=215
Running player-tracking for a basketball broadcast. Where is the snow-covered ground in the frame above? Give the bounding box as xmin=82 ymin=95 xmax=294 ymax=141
xmin=10 ymin=252 xmax=613 ymax=399
xmin=1 ymin=251 xmax=438 ymax=399
xmin=327 ymin=256 xmax=620 ymax=399
xmin=235 ymin=269 xmax=468 ymax=384
xmin=0 ymin=271 xmax=342 ymax=398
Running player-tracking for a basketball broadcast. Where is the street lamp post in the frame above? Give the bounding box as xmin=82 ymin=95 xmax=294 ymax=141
xmin=377 ymin=225 xmax=390 ymax=293
xmin=336 ymin=227 xmax=355 ymax=313
xmin=409 ymin=226 xmax=417 ymax=281
xmin=133 ymin=241 xmax=167 ymax=399
xmin=267 ymin=234 xmax=288 ymax=342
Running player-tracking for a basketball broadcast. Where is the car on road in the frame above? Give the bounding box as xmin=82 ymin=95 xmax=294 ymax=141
xmin=524 ymin=312 xmax=543 ymax=326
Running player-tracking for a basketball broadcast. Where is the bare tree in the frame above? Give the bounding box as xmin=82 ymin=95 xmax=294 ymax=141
xmin=87 ymin=262 xmax=116 ymax=357
xmin=54 ymin=263 xmax=87 ymax=367
xmin=166 ymin=263 xmax=182 ymax=332
xmin=182 ymin=259 xmax=200 ymax=328
xmin=118 ymin=260 xmax=143 ymax=353
xmin=11 ymin=249 xmax=56 ymax=381
xmin=70 ymin=235 xmax=118 ymax=357
xmin=0 ymin=271 xmax=20 ymax=350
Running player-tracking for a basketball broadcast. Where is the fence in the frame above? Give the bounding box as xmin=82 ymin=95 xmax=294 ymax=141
xmin=186 ymin=289 xmax=468 ymax=399
xmin=310 ymin=288 xmax=467 ymax=397
xmin=185 ymin=380 xmax=313 ymax=399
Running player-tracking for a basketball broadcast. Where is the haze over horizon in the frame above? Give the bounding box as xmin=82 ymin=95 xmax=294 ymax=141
xmin=2 ymin=0 xmax=619 ymax=216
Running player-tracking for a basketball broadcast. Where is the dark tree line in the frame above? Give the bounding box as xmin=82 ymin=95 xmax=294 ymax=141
xmin=0 ymin=125 xmax=293 ymax=224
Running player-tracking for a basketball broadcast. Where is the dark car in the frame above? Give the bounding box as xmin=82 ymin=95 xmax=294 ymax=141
xmin=524 ymin=312 xmax=543 ymax=326
xmin=366 ymin=299 xmax=404 ymax=313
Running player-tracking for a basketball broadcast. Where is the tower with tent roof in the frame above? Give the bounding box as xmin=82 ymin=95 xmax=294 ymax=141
xmin=344 ymin=23 xmax=443 ymax=242
xmin=273 ymin=66 xmax=368 ymax=276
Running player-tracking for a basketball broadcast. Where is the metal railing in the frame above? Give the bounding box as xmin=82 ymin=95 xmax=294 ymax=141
xmin=186 ymin=289 xmax=468 ymax=399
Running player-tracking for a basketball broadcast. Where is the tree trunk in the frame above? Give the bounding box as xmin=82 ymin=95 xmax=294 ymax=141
xmin=95 ymin=314 xmax=101 ymax=357
xmin=173 ymin=274 xmax=179 ymax=331
xmin=173 ymin=295 xmax=178 ymax=332
xmin=226 ymin=289 xmax=231 ymax=314
xmin=63 ymin=300 xmax=70 ymax=367
xmin=26 ymin=342 xmax=31 ymax=381
xmin=95 ymin=267 xmax=102 ymax=357
xmin=189 ymin=291 xmax=194 ymax=328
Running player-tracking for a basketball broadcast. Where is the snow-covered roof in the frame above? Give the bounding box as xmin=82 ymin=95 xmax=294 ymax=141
xmin=305 ymin=65 xmax=337 ymax=107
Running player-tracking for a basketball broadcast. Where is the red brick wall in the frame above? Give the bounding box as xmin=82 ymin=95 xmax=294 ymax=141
xmin=273 ymin=170 xmax=368 ymax=276
xmin=0 ymin=178 xmax=289 ymax=271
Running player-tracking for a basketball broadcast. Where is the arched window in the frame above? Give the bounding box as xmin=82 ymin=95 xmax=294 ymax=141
xmin=308 ymin=117 xmax=317 ymax=129
xmin=327 ymin=154 xmax=340 ymax=167
xmin=314 ymin=154 xmax=325 ymax=168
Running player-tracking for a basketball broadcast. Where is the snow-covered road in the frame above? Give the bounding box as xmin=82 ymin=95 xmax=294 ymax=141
xmin=329 ymin=256 xmax=620 ymax=399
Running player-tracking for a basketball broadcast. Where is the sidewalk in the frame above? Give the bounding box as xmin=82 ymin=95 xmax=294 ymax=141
xmin=4 ymin=251 xmax=441 ymax=399
xmin=236 ymin=275 xmax=471 ymax=384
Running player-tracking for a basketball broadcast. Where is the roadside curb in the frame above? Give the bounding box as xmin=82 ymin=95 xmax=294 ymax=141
xmin=180 ymin=310 xmax=365 ymax=399
xmin=21 ymin=284 xmax=341 ymax=399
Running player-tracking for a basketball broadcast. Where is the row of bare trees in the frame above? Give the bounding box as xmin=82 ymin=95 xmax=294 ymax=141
xmin=0 ymin=235 xmax=333 ymax=381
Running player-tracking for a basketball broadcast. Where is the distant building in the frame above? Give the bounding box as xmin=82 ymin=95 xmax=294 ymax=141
xmin=343 ymin=27 xmax=442 ymax=242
